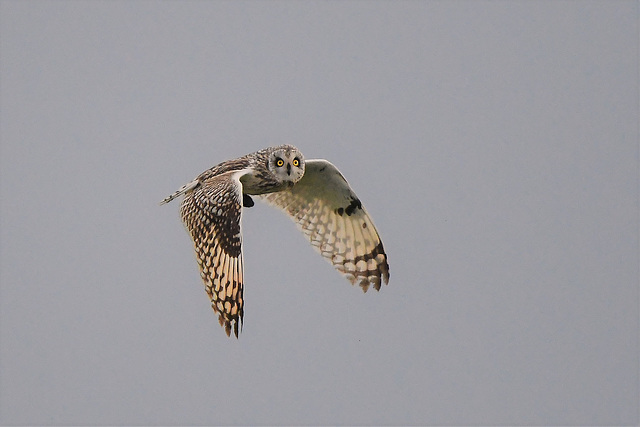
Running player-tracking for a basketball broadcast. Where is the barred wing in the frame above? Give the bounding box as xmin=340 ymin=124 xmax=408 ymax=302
xmin=258 ymin=159 xmax=389 ymax=292
xmin=179 ymin=170 xmax=246 ymax=337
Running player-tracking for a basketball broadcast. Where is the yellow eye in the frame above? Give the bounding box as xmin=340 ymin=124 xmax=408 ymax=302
xmin=292 ymin=158 xmax=300 ymax=167
xmin=276 ymin=158 xmax=284 ymax=167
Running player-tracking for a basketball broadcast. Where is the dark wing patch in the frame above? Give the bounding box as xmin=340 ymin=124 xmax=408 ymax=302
xmin=243 ymin=194 xmax=255 ymax=208
xmin=335 ymin=197 xmax=362 ymax=217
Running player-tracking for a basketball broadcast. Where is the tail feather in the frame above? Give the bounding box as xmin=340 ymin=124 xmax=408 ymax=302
xmin=159 ymin=178 xmax=199 ymax=205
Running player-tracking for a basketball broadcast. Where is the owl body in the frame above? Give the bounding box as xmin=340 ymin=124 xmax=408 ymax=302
xmin=162 ymin=145 xmax=389 ymax=337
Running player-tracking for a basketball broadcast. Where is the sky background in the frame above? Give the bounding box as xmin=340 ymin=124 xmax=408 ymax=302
xmin=1 ymin=1 xmax=638 ymax=425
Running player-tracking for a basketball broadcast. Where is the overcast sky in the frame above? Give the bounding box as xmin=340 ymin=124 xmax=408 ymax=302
xmin=1 ymin=1 xmax=638 ymax=425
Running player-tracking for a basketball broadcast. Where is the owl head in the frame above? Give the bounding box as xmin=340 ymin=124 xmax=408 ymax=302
xmin=266 ymin=145 xmax=305 ymax=186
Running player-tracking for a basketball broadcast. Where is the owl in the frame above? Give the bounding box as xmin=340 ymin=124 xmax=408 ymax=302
xmin=161 ymin=145 xmax=389 ymax=337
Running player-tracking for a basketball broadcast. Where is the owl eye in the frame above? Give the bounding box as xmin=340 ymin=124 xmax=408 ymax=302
xmin=276 ymin=158 xmax=284 ymax=167
xmin=292 ymin=158 xmax=300 ymax=167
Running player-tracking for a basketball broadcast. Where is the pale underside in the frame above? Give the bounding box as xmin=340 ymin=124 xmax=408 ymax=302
xmin=257 ymin=160 xmax=389 ymax=290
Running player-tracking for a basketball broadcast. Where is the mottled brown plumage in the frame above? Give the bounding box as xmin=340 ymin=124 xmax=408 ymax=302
xmin=180 ymin=171 xmax=246 ymax=337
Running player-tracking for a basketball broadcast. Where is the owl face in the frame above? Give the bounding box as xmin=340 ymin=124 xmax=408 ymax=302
xmin=267 ymin=146 xmax=305 ymax=186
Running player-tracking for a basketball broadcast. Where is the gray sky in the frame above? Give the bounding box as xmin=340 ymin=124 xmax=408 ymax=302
xmin=1 ymin=1 xmax=637 ymax=425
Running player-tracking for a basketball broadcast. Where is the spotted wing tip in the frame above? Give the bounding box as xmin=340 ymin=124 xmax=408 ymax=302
xmin=347 ymin=268 xmax=389 ymax=293
xmin=218 ymin=314 xmax=240 ymax=338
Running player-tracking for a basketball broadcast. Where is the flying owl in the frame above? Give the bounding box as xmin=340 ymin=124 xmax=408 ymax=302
xmin=161 ymin=145 xmax=389 ymax=337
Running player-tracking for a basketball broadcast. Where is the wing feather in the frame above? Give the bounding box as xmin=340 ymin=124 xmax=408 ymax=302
xmin=179 ymin=170 xmax=247 ymax=337
xmin=258 ymin=159 xmax=389 ymax=291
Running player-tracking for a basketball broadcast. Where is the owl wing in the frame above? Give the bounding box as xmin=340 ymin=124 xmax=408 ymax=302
xmin=257 ymin=159 xmax=389 ymax=292
xmin=179 ymin=170 xmax=247 ymax=337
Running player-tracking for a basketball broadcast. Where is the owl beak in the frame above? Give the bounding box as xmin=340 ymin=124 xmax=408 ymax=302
xmin=286 ymin=163 xmax=291 ymax=175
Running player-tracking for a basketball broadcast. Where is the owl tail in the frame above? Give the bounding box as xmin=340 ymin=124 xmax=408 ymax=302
xmin=159 ymin=178 xmax=199 ymax=205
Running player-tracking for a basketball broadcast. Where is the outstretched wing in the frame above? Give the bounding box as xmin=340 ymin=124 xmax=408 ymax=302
xmin=179 ymin=170 xmax=247 ymax=337
xmin=258 ymin=159 xmax=389 ymax=292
